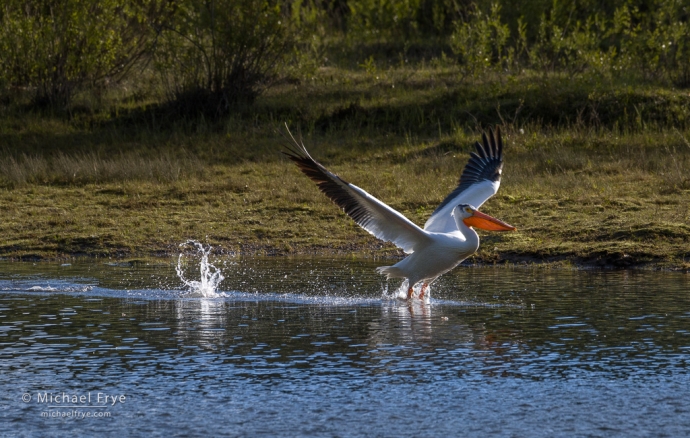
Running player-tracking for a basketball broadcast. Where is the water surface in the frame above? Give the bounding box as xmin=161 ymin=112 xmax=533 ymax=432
xmin=1 ymin=257 xmax=689 ymax=437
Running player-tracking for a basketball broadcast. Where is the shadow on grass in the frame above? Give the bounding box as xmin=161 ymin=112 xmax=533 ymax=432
xmin=1 ymin=74 xmax=689 ymax=163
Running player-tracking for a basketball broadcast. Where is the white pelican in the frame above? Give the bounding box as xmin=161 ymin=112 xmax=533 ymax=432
xmin=282 ymin=126 xmax=516 ymax=300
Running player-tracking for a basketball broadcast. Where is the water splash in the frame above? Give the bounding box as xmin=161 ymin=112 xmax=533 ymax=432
xmin=386 ymin=279 xmax=431 ymax=302
xmin=176 ymin=240 xmax=225 ymax=297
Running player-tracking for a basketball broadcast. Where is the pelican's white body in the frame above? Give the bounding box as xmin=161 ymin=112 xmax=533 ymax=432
xmin=376 ymin=212 xmax=480 ymax=289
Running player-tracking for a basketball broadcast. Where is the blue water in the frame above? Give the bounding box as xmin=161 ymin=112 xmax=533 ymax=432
xmin=1 ymin=258 xmax=689 ymax=437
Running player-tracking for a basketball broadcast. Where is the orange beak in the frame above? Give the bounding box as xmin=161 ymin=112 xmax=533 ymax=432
xmin=463 ymin=210 xmax=516 ymax=231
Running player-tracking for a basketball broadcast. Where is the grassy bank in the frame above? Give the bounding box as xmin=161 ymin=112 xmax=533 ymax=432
xmin=1 ymin=67 xmax=689 ymax=269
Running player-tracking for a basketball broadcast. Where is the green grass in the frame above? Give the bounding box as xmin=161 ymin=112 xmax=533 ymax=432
xmin=1 ymin=67 xmax=689 ymax=269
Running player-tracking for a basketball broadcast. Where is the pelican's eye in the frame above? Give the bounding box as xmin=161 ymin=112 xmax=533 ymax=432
xmin=464 ymin=207 xmax=472 ymax=213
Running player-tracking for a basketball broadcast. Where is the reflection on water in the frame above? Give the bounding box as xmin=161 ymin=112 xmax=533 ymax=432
xmin=0 ymin=258 xmax=689 ymax=436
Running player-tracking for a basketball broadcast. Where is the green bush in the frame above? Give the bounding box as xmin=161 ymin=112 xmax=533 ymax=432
xmin=615 ymin=1 xmax=690 ymax=86
xmin=446 ymin=0 xmax=690 ymax=85
xmin=155 ymin=0 xmax=306 ymax=118
xmin=0 ymin=0 xmax=158 ymax=108
xmin=1 ymin=0 xmax=688 ymax=118
xmin=346 ymin=0 xmax=423 ymax=40
xmin=450 ymin=3 xmax=517 ymax=76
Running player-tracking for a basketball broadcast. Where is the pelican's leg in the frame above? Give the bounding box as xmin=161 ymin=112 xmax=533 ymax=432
xmin=407 ymin=286 xmax=414 ymax=300
xmin=419 ymin=283 xmax=429 ymax=300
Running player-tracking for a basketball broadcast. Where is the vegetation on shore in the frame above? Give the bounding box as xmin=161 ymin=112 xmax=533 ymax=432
xmin=0 ymin=1 xmax=689 ymax=269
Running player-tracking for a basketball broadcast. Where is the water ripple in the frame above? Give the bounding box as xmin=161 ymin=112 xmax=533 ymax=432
xmin=1 ymin=259 xmax=690 ymax=436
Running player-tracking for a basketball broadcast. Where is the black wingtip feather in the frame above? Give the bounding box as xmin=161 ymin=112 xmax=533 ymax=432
xmin=430 ymin=127 xmax=505 ymax=215
xmin=280 ymin=125 xmax=384 ymax=229
xmin=474 ymin=142 xmax=485 ymax=158
xmin=482 ymin=132 xmax=491 ymax=158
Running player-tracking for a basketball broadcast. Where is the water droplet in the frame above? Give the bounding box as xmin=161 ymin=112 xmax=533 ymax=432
xmin=176 ymin=240 xmax=225 ymax=297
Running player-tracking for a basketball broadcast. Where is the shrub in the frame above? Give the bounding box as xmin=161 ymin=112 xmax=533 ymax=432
xmin=450 ymin=3 xmax=516 ymax=77
xmin=0 ymin=0 xmax=159 ymax=108
xmin=155 ymin=0 xmax=305 ymax=118
xmin=447 ymin=1 xmax=690 ymax=85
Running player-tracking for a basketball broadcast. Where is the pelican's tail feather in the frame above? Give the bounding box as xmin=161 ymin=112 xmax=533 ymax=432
xmin=376 ymin=266 xmax=406 ymax=279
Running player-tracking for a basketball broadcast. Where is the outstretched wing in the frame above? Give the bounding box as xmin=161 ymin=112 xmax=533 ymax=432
xmin=282 ymin=126 xmax=430 ymax=254
xmin=424 ymin=128 xmax=504 ymax=233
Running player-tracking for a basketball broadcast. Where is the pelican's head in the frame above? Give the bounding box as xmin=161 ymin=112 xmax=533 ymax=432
xmin=453 ymin=204 xmax=516 ymax=231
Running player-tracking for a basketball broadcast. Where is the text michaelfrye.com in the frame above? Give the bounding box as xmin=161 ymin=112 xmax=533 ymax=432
xmin=22 ymin=391 xmax=126 ymax=419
